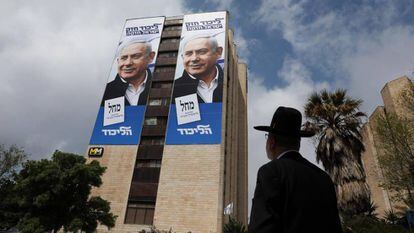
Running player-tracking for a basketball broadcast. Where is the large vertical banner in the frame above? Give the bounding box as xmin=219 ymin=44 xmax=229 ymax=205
xmin=90 ymin=17 xmax=165 ymax=145
xmin=166 ymin=12 xmax=227 ymax=144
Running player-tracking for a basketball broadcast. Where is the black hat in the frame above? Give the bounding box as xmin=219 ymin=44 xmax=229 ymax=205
xmin=254 ymin=106 xmax=315 ymax=137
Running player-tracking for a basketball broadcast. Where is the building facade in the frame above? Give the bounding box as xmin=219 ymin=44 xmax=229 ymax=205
xmin=87 ymin=12 xmax=248 ymax=233
xmin=361 ymin=76 xmax=413 ymax=217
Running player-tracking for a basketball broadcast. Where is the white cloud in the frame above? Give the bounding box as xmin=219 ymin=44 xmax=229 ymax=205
xmin=207 ymin=0 xmax=234 ymax=10
xmin=254 ymin=0 xmax=414 ymax=115
xmin=232 ymin=29 xmax=258 ymax=63
xmin=0 ymin=1 xmax=186 ymax=159
xmin=343 ymin=26 xmax=414 ymax=113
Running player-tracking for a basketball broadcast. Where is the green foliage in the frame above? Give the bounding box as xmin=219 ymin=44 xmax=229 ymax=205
xmin=0 ymin=150 xmax=116 ymax=232
xmin=384 ymin=209 xmax=403 ymax=225
xmin=223 ymin=216 xmax=247 ymax=233
xmin=0 ymin=178 xmax=20 ymax=230
xmin=375 ymin=111 xmax=414 ymax=208
xmin=304 ymin=89 xmax=371 ymax=216
xmin=343 ymin=215 xmax=409 ymax=233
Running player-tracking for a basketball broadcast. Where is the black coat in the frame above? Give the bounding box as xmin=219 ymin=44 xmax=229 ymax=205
xmin=249 ymin=151 xmax=343 ymax=233
xmin=172 ymin=64 xmax=223 ymax=104
xmin=100 ymin=69 xmax=152 ymax=106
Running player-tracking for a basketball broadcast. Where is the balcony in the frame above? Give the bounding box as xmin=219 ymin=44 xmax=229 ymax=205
xmin=145 ymin=106 xmax=170 ymax=116
xmin=159 ymin=42 xmax=179 ymax=52
xmin=129 ymin=182 xmax=158 ymax=199
xmin=152 ymin=71 xmax=175 ymax=82
xmin=165 ymin=19 xmax=183 ymax=26
xmin=149 ymin=87 xmax=172 ymax=98
xmin=156 ymin=57 xmax=177 ymax=66
xmin=161 ymin=30 xmax=181 ymax=38
xmin=132 ymin=167 xmax=161 ymax=183
xmin=137 ymin=145 xmax=164 ymax=160
xmin=142 ymin=125 xmax=167 ymax=136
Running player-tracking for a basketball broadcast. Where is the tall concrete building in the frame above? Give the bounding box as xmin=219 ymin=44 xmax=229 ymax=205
xmin=86 ymin=12 xmax=248 ymax=233
xmin=361 ymin=76 xmax=413 ymax=217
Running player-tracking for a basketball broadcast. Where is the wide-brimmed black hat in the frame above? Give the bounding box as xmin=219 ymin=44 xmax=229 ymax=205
xmin=254 ymin=106 xmax=315 ymax=137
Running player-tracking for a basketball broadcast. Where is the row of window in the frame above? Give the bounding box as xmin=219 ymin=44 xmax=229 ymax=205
xmin=126 ymin=28 xmax=176 ymax=223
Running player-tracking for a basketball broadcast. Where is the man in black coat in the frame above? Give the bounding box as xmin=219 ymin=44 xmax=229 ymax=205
xmin=101 ymin=39 xmax=155 ymax=106
xmin=249 ymin=106 xmax=343 ymax=233
xmin=172 ymin=35 xmax=223 ymax=104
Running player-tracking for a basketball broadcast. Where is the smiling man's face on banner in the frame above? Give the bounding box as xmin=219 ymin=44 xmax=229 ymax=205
xmin=117 ymin=42 xmax=155 ymax=81
xmin=182 ymin=37 xmax=223 ymax=81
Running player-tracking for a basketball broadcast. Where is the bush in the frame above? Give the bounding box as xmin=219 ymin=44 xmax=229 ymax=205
xmin=223 ymin=216 xmax=247 ymax=233
xmin=343 ymin=215 xmax=409 ymax=233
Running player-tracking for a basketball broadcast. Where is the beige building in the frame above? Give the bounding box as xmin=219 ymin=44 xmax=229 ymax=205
xmin=361 ymin=76 xmax=413 ymax=217
xmin=87 ymin=14 xmax=248 ymax=233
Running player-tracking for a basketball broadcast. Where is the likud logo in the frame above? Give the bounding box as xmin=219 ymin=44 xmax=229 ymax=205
xmin=88 ymin=147 xmax=104 ymax=157
xmin=177 ymin=124 xmax=212 ymax=135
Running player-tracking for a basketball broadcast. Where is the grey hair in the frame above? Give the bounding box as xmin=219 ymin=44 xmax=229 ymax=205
xmin=181 ymin=34 xmax=219 ymax=54
xmin=117 ymin=38 xmax=152 ymax=58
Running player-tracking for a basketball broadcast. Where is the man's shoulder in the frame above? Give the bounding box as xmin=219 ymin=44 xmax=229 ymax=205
xmin=264 ymin=152 xmax=332 ymax=180
xmin=175 ymin=73 xmax=197 ymax=84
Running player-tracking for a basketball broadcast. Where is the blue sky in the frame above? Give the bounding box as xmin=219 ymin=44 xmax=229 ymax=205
xmin=1 ymin=0 xmax=413 ymax=215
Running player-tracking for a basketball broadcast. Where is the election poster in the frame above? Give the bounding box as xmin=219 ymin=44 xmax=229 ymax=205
xmin=166 ymin=11 xmax=227 ymax=144
xmin=90 ymin=17 xmax=165 ymax=145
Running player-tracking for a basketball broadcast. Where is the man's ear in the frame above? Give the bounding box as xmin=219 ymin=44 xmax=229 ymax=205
xmin=269 ymin=135 xmax=276 ymax=150
xmin=215 ymin=46 xmax=223 ymax=57
xmin=148 ymin=51 xmax=156 ymax=63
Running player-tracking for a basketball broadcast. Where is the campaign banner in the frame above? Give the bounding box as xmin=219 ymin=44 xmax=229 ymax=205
xmin=166 ymin=11 xmax=227 ymax=145
xmin=90 ymin=17 xmax=165 ymax=145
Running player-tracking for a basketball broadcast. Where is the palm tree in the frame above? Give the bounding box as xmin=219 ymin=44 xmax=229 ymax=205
xmin=304 ymin=89 xmax=371 ymax=216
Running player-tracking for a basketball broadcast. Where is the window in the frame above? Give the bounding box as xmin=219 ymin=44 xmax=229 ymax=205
xmin=148 ymin=98 xmax=170 ymax=106
xmin=125 ymin=203 xmax=155 ymax=225
xmin=144 ymin=117 xmax=157 ymax=125
xmin=143 ymin=117 xmax=167 ymax=126
xmin=140 ymin=136 xmax=165 ymax=145
xmin=132 ymin=167 xmax=161 ymax=183
xmin=136 ymin=160 xmax=162 ymax=168
xmin=149 ymin=99 xmax=162 ymax=106
xmin=160 ymin=38 xmax=179 ymax=44
xmin=164 ymin=25 xmax=182 ymax=31
xmin=154 ymin=66 xmax=175 ymax=73
xmin=152 ymin=82 xmax=172 ymax=89
xmin=158 ymin=52 xmax=178 ymax=58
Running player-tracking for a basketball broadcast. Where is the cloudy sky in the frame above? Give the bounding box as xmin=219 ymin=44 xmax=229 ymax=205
xmin=1 ymin=0 xmax=414 ymax=214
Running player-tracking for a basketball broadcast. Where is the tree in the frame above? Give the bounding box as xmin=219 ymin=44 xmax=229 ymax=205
xmin=342 ymin=214 xmax=409 ymax=233
xmin=2 ymin=150 xmax=116 ymax=233
xmin=0 ymin=144 xmax=27 ymax=230
xmin=304 ymin=89 xmax=371 ymax=216
xmin=375 ymin=107 xmax=414 ymax=208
